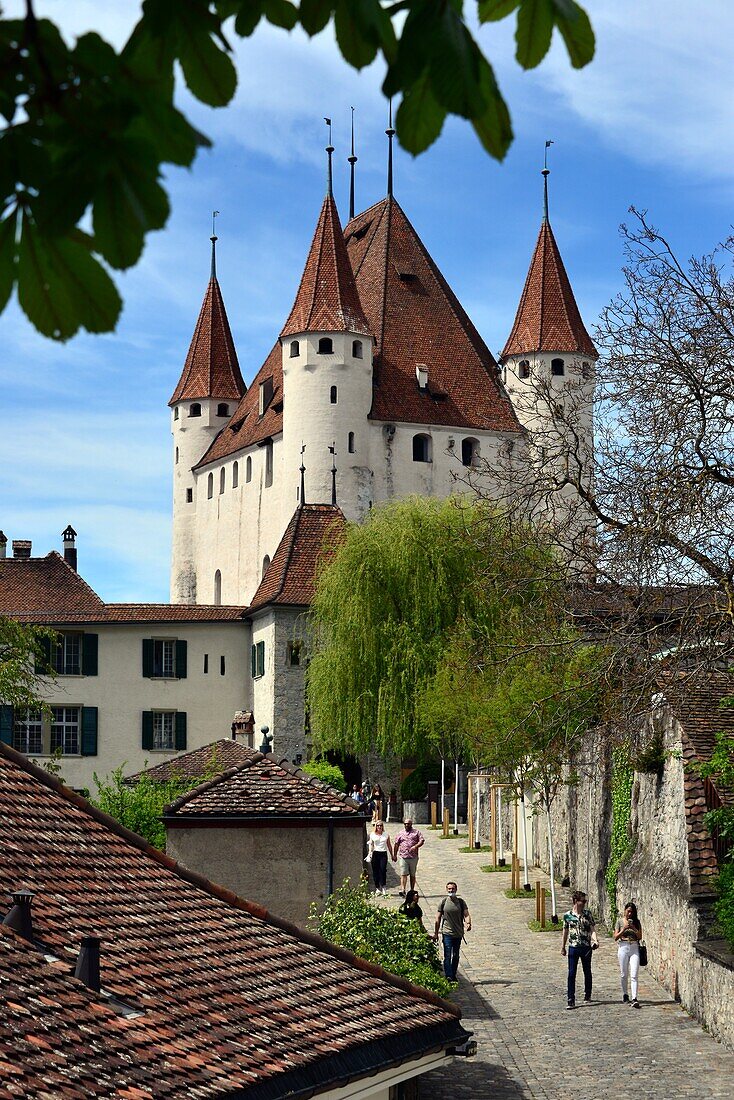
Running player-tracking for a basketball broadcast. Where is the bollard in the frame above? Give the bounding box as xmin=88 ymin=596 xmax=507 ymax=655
xmin=431 ymin=801 xmax=437 ymax=828
xmin=443 ymin=809 xmax=450 ymax=838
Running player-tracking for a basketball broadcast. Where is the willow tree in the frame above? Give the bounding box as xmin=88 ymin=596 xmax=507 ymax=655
xmin=307 ymin=496 xmax=559 ymax=759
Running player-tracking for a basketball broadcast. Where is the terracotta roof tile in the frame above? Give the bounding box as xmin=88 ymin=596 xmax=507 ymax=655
xmin=165 ymin=752 xmax=361 ymax=817
xmin=169 ymin=270 xmax=245 ymax=405
xmin=502 ymin=219 xmax=597 ymax=359
xmin=249 ymin=503 xmax=346 ymax=612
xmin=126 ymin=739 xmax=259 ymax=784
xmin=0 ymin=743 xmax=466 ymax=1098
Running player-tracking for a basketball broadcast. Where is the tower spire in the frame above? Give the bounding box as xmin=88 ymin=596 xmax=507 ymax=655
xmin=210 ymin=210 xmax=220 ymax=279
xmin=329 ymin=442 xmax=337 ymax=506
xmin=325 ymin=117 xmax=334 ymax=197
xmin=386 ymin=98 xmax=395 ymax=198
xmin=542 ymin=140 xmax=553 ymax=223
xmin=348 ymin=107 xmax=357 ymax=221
xmin=299 ymin=442 xmax=306 ymax=506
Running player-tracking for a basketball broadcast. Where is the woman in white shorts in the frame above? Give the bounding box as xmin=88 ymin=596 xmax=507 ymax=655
xmin=614 ymin=901 xmax=643 ymax=1007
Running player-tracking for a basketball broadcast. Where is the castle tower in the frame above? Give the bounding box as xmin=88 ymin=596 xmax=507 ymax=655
xmin=169 ymin=235 xmax=245 ymax=602
xmin=280 ymin=172 xmax=373 ymax=523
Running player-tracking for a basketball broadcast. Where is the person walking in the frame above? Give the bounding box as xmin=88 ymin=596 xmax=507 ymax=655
xmin=392 ymin=818 xmax=425 ymax=896
xmin=399 ymin=889 xmax=425 ymax=931
xmin=614 ymin=901 xmax=643 ymax=1007
xmin=366 ymin=821 xmax=393 ymax=896
xmin=433 ymin=882 xmax=471 ymax=981
xmin=370 ymin=784 xmax=384 ymax=823
xmin=561 ymin=890 xmax=598 ymax=1009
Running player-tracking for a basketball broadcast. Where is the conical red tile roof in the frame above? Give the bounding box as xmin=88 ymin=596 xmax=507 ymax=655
xmin=280 ymin=195 xmax=370 ymax=339
xmin=169 ymin=274 xmax=245 ymax=405
xmin=502 ymin=219 xmax=597 ymax=360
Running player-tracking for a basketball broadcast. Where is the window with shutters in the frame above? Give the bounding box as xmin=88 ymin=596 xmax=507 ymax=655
xmin=153 ymin=711 xmax=175 ymax=751
xmin=4 ymin=705 xmax=97 ymax=756
xmin=143 ymin=638 xmax=186 ymax=680
xmin=251 ymin=640 xmax=265 ymax=679
xmin=51 ymin=706 xmax=80 ymax=755
xmin=52 ymin=632 xmax=81 ymax=675
xmin=13 ymin=709 xmax=43 ymax=754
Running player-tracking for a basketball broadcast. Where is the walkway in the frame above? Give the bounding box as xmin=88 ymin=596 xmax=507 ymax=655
xmin=375 ymin=826 xmax=734 ymax=1099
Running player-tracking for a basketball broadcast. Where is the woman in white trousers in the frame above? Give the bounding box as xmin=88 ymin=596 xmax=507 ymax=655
xmin=614 ymin=901 xmax=643 ymax=1007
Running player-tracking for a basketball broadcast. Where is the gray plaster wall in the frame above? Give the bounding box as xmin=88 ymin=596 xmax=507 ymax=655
xmin=166 ymin=821 xmax=365 ymax=927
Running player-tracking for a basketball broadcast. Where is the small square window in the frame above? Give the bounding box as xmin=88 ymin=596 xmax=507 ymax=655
xmin=287 ymin=642 xmax=301 ymax=667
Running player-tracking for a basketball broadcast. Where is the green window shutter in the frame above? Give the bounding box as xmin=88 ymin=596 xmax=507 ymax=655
xmin=256 ymin=640 xmax=265 ymax=678
xmin=175 ymin=712 xmax=187 ymax=751
xmin=81 ymin=707 xmax=98 ymax=756
xmin=142 ymin=638 xmax=154 ymax=678
xmin=142 ymin=711 xmax=154 ymax=751
xmin=82 ymin=633 xmax=98 ymax=676
xmin=0 ymin=706 xmax=13 ymax=746
xmin=175 ymin=639 xmax=187 ymax=679
xmin=251 ymin=644 xmax=256 ymax=678
xmin=35 ymin=635 xmax=52 ymax=674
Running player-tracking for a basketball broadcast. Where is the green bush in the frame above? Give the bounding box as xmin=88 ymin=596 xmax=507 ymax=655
xmin=714 ymin=863 xmax=734 ymax=949
xmin=311 ymin=880 xmax=454 ymax=998
xmin=605 ymin=747 xmax=634 ymax=923
xmin=301 ymin=759 xmax=346 ymax=792
xmin=92 ymin=768 xmax=200 ymax=850
xmin=401 ymin=762 xmax=445 ymax=801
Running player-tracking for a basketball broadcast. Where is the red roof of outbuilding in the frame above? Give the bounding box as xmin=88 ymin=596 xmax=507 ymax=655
xmin=249 ymin=503 xmax=346 ymax=613
xmin=169 ymin=271 xmax=245 ymax=405
xmin=126 ymin=738 xmax=259 ymax=784
xmin=501 ymin=219 xmax=597 ymax=360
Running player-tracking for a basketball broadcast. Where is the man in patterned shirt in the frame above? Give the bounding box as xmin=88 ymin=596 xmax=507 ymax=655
xmin=561 ymin=890 xmax=598 ymax=1008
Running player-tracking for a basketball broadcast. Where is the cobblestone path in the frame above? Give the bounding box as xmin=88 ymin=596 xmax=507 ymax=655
xmin=375 ymin=825 xmax=734 ymax=1099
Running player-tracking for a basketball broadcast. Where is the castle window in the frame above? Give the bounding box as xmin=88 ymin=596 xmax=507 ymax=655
xmin=352 ymin=340 xmax=363 ymax=359
xmin=217 ymin=403 xmax=229 ymax=417
xmin=262 ymin=555 xmax=271 ymax=579
xmin=290 ymin=340 xmax=300 ymax=357
xmin=551 ymin=358 xmax=565 ymax=377
xmin=461 ymin=438 xmax=480 ymax=468
xmin=518 ymin=360 xmax=530 ymax=380
xmin=175 ymin=446 xmax=179 ymax=464
xmin=412 ymin=434 xmax=432 ymax=463
xmin=246 ymin=455 xmax=252 ymax=483
xmin=318 ymin=337 xmax=333 ymax=354
xmin=220 ymin=655 xmax=226 ymax=676
xmin=330 ymin=385 xmax=338 ymax=404
xmin=186 ymin=488 xmax=193 ymax=503
xmin=207 ymin=473 xmax=213 ymax=499
xmin=203 ymin=654 xmax=209 ymax=674
xmin=348 ymin=431 xmax=355 ymax=453
xmin=219 ymin=467 xmax=226 ymax=494
xmin=264 ymin=441 xmax=273 ymax=487
xmin=416 ymin=364 xmax=428 ymax=390
xmin=174 ymin=407 xmax=179 ymax=421
xmin=287 ymin=641 xmax=301 ymax=667
xmin=213 ymin=570 xmax=222 ymax=605
xmin=232 ymin=461 xmax=239 ymax=488
xmin=189 ymin=403 xmax=202 ymax=418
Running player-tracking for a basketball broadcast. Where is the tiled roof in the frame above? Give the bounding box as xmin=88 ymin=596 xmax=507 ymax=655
xmin=169 ymin=270 xmax=245 ymax=405
xmin=0 ymin=743 xmax=466 ymax=1098
xmin=280 ymin=194 xmax=371 ymax=339
xmin=501 ymin=218 xmax=598 ymax=359
xmin=103 ymin=604 xmax=247 ymax=623
xmin=165 ymin=751 xmax=361 ymax=817
xmin=249 ymin=503 xmax=346 ymax=612
xmin=125 ymin=739 xmax=259 ymax=784
xmin=198 ymin=195 xmax=522 ymax=467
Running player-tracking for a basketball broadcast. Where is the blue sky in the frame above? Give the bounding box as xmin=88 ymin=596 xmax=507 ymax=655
xmin=2 ymin=1 xmax=734 ymax=601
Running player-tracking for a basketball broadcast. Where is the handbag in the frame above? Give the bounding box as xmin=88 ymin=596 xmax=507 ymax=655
xmin=638 ymin=942 xmax=648 ymax=967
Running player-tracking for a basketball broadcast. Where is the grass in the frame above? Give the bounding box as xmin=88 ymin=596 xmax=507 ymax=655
xmin=504 ymin=887 xmax=534 ymax=899
xmin=439 ymin=832 xmax=468 ymax=840
xmin=480 ymin=864 xmax=512 ymax=873
xmin=458 ymin=844 xmax=493 ymax=853
xmin=528 ymin=919 xmax=563 ymax=933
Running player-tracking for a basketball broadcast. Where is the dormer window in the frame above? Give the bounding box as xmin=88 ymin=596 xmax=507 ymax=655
xmin=259 ymin=377 xmax=274 ymax=416
xmin=189 ymin=403 xmax=202 ymax=417
xmin=352 ymin=340 xmax=363 ymax=359
xmin=217 ymin=403 xmax=229 ymax=417
xmin=290 ymin=340 xmax=300 ymax=358
xmin=518 ymin=361 xmax=530 ymax=380
xmin=318 ymin=337 xmax=333 ymax=354
xmin=551 ymin=358 xmax=565 ymax=377
xmin=416 ymin=364 xmax=428 ymax=391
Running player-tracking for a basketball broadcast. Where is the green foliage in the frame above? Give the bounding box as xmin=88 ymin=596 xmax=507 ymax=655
xmin=528 ymin=918 xmax=562 ymax=932
xmin=93 ymin=766 xmax=205 ymax=849
xmin=696 ymin=720 xmax=734 ymax=949
xmin=605 ymin=746 xmax=634 ymax=924
xmin=480 ymin=863 xmax=511 ymax=872
xmin=311 ymin=880 xmax=453 ymax=998
xmin=401 ymin=761 xmax=442 ymax=801
xmin=301 ymin=758 xmax=346 ymax=792
xmin=504 ymin=887 xmax=532 ymax=898
xmin=0 ymin=616 xmax=55 ymax=711
xmin=713 ymin=862 xmax=734 ymax=950
xmin=633 ymin=732 xmax=666 ymax=775
xmin=0 ymin=2 xmax=593 ymax=339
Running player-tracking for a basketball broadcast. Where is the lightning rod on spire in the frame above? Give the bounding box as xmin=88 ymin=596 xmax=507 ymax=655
xmin=324 ymin=117 xmax=334 ymax=197
xmin=329 ymin=443 xmax=337 ymax=506
xmin=348 ymin=107 xmax=357 ymax=221
xmin=299 ymin=442 xmax=307 ymax=507
xmin=210 ymin=210 xmax=220 ymax=279
xmin=386 ymin=98 xmax=395 ymax=198
xmin=542 ymin=140 xmax=553 ymax=222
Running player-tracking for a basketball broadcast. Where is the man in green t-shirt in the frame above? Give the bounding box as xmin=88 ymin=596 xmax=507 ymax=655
xmin=561 ymin=890 xmax=598 ymax=1008
xmin=433 ymin=882 xmax=471 ymax=981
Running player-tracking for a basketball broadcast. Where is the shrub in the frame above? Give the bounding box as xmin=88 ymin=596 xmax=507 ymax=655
xmin=311 ymin=880 xmax=454 ymax=998
xmin=401 ymin=761 xmax=444 ymax=801
xmin=301 ymin=759 xmax=346 ymax=792
xmin=92 ymin=768 xmax=200 ymax=850
xmin=714 ymin=863 xmax=734 ymax=949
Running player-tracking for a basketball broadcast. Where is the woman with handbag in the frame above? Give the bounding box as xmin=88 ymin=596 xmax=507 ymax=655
xmin=614 ymin=901 xmax=643 ymax=1007
xmin=366 ymin=821 xmax=393 ymax=896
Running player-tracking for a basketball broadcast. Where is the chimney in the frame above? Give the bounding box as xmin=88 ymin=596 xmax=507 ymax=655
xmin=0 ymin=532 xmax=6 ymax=559
xmin=74 ymin=935 xmax=101 ymax=992
xmin=2 ymin=889 xmax=35 ymax=941
xmin=12 ymin=540 xmax=31 ymax=559
xmin=231 ymin=710 xmax=255 ymax=747
xmin=62 ymin=525 xmax=78 ymax=571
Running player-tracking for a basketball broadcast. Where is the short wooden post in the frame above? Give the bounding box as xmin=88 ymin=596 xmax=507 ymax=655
xmin=511 ymin=853 xmax=520 ymax=892
xmin=443 ymin=808 xmax=450 ymax=838
xmin=430 ymin=800 xmax=437 ymax=828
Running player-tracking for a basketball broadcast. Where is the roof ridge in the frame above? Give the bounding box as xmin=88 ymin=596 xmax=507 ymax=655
xmin=48 ymin=551 xmax=106 ymax=606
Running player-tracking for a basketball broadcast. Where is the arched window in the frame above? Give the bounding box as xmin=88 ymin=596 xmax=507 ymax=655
xmin=330 ymin=385 xmax=338 ymax=404
xmin=518 ymin=360 xmax=530 ymax=380
xmin=461 ymin=438 xmax=480 ymax=468
xmin=189 ymin=403 xmax=202 ymax=417
xmin=348 ymin=431 xmax=355 ymax=453
xmin=551 ymin=358 xmax=565 ymax=377
xmin=217 ymin=402 xmax=229 ymax=417
xmin=232 ymin=461 xmax=239 ymax=488
xmin=412 ymin=434 xmax=432 ymax=463
xmin=207 ymin=472 xmax=214 ymax=499
xmin=246 ymin=455 xmax=252 ymax=483
xmin=289 ymin=340 xmax=300 ymax=358
xmin=174 ymin=407 xmax=179 ymax=421
xmin=175 ymin=446 xmax=179 ymax=464
xmin=264 ymin=441 xmax=273 ymax=488
xmin=318 ymin=337 xmax=333 ymax=354
xmin=262 ymin=555 xmax=271 ymax=579
xmin=213 ymin=570 xmax=222 ymax=606
xmin=352 ymin=340 xmax=363 ymax=359
xmin=219 ymin=467 xmax=226 ymax=494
